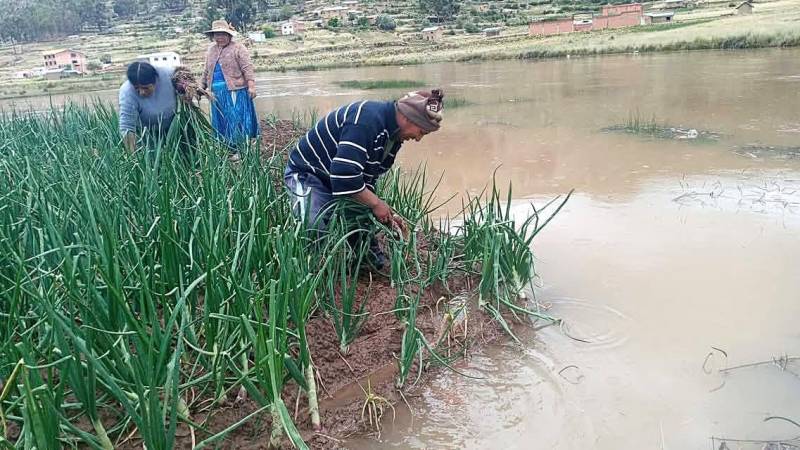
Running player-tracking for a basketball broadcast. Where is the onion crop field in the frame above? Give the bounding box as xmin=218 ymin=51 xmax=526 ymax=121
xmin=0 ymin=105 xmax=567 ymax=448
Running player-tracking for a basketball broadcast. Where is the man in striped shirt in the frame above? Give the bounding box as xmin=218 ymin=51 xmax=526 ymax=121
xmin=285 ymin=89 xmax=444 ymax=264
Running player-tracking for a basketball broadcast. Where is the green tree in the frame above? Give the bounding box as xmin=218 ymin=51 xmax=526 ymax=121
xmin=0 ymin=0 xmax=109 ymax=42
xmin=375 ymin=14 xmax=396 ymax=31
xmin=266 ymin=5 xmax=293 ymax=22
xmin=113 ymin=0 xmax=138 ymax=18
xmin=209 ymin=0 xmax=256 ymax=32
xmin=262 ymin=25 xmax=276 ymax=38
xmin=327 ymin=17 xmax=340 ymax=28
xmin=463 ymin=21 xmax=480 ymax=33
xmin=161 ymin=0 xmax=189 ymax=11
xmin=356 ymin=16 xmax=370 ymax=29
xmin=279 ymin=5 xmax=293 ymax=20
xmin=198 ymin=2 xmax=221 ymax=32
xmin=418 ymin=0 xmax=460 ymax=21
xmin=73 ymin=0 xmax=112 ymax=30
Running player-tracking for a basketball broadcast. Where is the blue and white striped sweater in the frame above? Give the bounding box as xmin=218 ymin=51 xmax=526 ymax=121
xmin=287 ymin=100 xmax=401 ymax=196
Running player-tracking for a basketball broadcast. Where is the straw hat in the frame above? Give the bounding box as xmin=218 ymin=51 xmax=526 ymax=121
xmin=205 ymin=19 xmax=237 ymax=37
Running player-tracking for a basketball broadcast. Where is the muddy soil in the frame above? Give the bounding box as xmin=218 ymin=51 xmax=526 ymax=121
xmin=260 ymin=119 xmax=304 ymax=162
xmin=142 ymin=120 xmax=507 ymax=449
xmin=165 ymin=270 xmax=505 ymax=450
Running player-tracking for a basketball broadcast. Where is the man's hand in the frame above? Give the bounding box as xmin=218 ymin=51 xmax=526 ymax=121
xmin=371 ymin=199 xmax=392 ymax=224
xmin=391 ymin=213 xmax=409 ymax=239
xmin=392 ymin=213 xmax=407 ymax=231
xmin=351 ymin=187 xmax=400 ymax=228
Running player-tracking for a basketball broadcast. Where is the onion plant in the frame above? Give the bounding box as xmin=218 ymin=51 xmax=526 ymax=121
xmin=319 ymin=207 xmax=373 ymax=355
xmin=0 ymin=102 xmax=569 ymax=449
xmin=456 ymin=180 xmax=572 ymax=331
xmin=0 ymin=103 xmax=314 ymax=449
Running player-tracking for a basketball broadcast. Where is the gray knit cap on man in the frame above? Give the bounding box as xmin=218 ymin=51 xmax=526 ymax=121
xmin=284 ymin=88 xmax=444 ymax=268
xmin=396 ymin=89 xmax=443 ymax=134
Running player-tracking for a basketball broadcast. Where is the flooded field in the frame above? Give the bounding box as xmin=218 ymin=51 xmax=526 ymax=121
xmin=3 ymin=48 xmax=800 ymax=449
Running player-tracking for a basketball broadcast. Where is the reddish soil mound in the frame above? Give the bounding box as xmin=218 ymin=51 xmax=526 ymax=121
xmin=182 ymin=269 xmax=504 ymax=450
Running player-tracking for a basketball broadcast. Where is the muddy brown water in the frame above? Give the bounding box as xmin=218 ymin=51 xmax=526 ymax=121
xmin=4 ymin=49 xmax=800 ymax=449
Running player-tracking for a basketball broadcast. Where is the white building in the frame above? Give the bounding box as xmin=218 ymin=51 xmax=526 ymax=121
xmin=247 ymin=31 xmax=267 ymax=42
xmin=281 ymin=21 xmax=306 ymax=35
xmin=137 ymin=51 xmax=182 ymax=68
xmin=14 ymin=68 xmax=45 ymax=79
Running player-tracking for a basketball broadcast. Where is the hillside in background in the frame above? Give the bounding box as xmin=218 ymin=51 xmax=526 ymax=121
xmin=0 ymin=0 xmax=799 ymax=99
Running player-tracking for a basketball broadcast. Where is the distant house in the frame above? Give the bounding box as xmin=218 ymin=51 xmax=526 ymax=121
xmin=340 ymin=0 xmax=358 ymax=6
xmin=14 ymin=68 xmax=46 ymax=79
xmin=421 ymin=26 xmax=444 ymax=42
xmin=572 ymin=14 xmax=593 ymax=32
xmin=347 ymin=9 xmax=364 ymax=20
xmin=247 ymin=31 xmax=267 ymax=42
xmin=531 ymin=3 xmax=647 ymax=36
xmin=735 ymin=1 xmax=753 ymax=14
xmin=43 ymin=68 xmax=82 ymax=80
xmin=42 ymin=49 xmax=88 ymax=74
xmin=601 ymin=3 xmax=644 ymax=16
xmin=282 ymin=20 xmax=306 ymax=35
xmin=484 ymin=27 xmax=502 ymax=37
xmin=594 ymin=3 xmax=646 ymax=29
xmin=529 ymin=18 xmax=575 ymax=36
xmin=318 ymin=6 xmax=348 ymax=20
xmin=137 ymin=51 xmax=182 ymax=68
xmin=645 ymin=11 xmax=675 ymax=23
xmin=44 ymin=69 xmax=65 ymax=80
xmin=476 ymin=4 xmax=490 ymax=13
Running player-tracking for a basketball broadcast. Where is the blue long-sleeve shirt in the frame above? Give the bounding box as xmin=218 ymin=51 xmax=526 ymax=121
xmin=118 ymin=66 xmax=177 ymax=135
xmin=286 ymin=101 xmax=402 ymax=196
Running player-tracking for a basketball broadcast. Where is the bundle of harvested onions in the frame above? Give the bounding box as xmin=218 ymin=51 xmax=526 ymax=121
xmin=171 ymin=66 xmax=211 ymax=104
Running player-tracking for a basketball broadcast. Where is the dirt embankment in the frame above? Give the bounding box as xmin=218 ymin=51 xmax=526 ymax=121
xmin=168 ymin=120 xmax=507 ymax=449
xmin=185 ymin=270 xmax=504 ymax=449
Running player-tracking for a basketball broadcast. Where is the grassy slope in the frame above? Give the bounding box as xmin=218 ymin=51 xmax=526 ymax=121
xmin=258 ymin=0 xmax=800 ymax=69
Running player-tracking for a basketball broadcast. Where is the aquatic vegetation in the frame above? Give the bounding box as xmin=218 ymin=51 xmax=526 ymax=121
xmin=335 ymin=79 xmax=426 ymax=90
xmin=603 ymin=110 xmax=721 ymax=142
xmin=734 ymin=144 xmax=800 ymax=160
xmin=444 ymin=96 xmax=474 ymax=109
xmin=0 ymin=103 xmax=568 ymax=447
xmin=622 ymin=110 xmax=661 ymax=135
